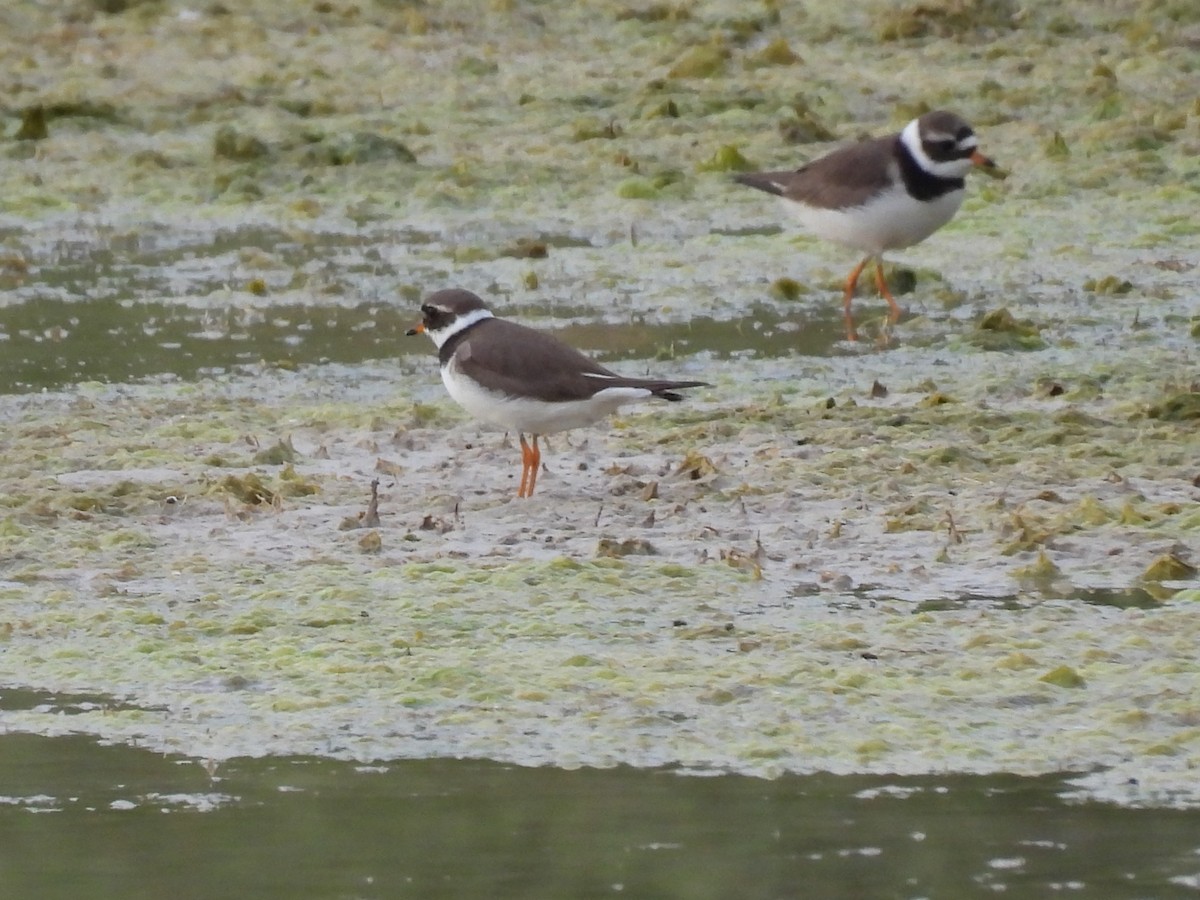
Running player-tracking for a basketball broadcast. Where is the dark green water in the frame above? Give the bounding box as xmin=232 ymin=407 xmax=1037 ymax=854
xmin=3 ymin=712 xmax=1199 ymax=900
xmin=0 ymin=296 xmax=838 ymax=392
xmin=0 ymin=226 xmax=842 ymax=392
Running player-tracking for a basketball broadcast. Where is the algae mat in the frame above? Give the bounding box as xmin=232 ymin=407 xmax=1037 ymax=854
xmin=0 ymin=0 xmax=1198 ymax=806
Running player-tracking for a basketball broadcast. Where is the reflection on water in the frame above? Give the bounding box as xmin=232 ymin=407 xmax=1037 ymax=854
xmin=0 ymin=226 xmax=845 ymax=393
xmin=2 ymin=728 xmax=1199 ymax=900
xmin=796 ymin=585 xmax=1179 ymax=614
xmin=0 ymin=297 xmax=840 ymax=393
xmin=0 ymin=297 xmax=416 ymax=390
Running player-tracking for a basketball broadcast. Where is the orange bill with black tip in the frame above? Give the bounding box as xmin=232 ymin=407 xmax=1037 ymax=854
xmin=971 ymin=149 xmax=1007 ymax=179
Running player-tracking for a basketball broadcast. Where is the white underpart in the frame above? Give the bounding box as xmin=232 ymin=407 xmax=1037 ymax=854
xmin=426 ymin=307 xmax=493 ymax=349
xmin=441 ymin=360 xmax=655 ymax=435
xmin=782 ymin=178 xmax=964 ymax=254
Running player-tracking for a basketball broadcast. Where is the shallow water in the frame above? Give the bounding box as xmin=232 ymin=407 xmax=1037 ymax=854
xmin=0 ymin=226 xmax=844 ymax=391
xmin=5 ymin=725 xmax=1200 ymax=900
xmin=1 ymin=8 xmax=1198 ymax=896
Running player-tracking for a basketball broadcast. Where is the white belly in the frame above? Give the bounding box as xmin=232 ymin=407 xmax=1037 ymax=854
xmin=442 ymin=363 xmax=653 ymax=435
xmin=784 ymin=186 xmax=965 ymax=254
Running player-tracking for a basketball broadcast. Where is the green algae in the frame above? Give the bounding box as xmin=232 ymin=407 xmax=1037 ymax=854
xmin=777 ymin=100 xmax=838 ymax=145
xmin=667 ymin=44 xmax=730 ymax=79
xmin=0 ymin=0 xmax=1197 ymax=807
xmin=303 ymin=132 xmax=417 ymax=166
xmin=615 ymin=4 xmax=692 ymax=23
xmin=216 ymin=473 xmax=277 ymax=506
xmin=968 ymin=308 xmax=1045 ymax=352
xmin=1146 ymin=391 xmax=1200 ymax=422
xmin=252 ymin=439 xmax=297 ymax=466
xmin=1142 ymin=553 xmax=1198 ymax=582
xmin=596 ymin=537 xmax=657 ymax=558
xmin=769 ymin=277 xmax=807 ymax=301
xmin=615 ymin=169 xmax=687 ymax=199
xmin=696 ymin=144 xmax=756 ymax=173
xmin=877 ymin=0 xmax=1018 ymax=41
xmin=1044 ymin=131 xmax=1071 ymax=159
xmin=571 ymin=118 xmax=622 ymax=142
xmin=1039 ymin=665 xmax=1086 ymax=689
xmin=213 ymin=127 xmax=270 ymax=162
xmin=744 ymin=37 xmax=802 ymax=69
xmin=14 ymin=106 xmax=49 ymax=141
xmin=1084 ymin=275 xmax=1135 ymax=295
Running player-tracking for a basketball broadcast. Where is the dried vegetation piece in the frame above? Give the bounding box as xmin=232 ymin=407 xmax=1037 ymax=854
xmin=667 ymin=44 xmax=729 ymax=79
xmin=615 ymin=169 xmax=685 ymax=199
xmin=1146 ymin=391 xmax=1200 ymax=422
xmin=1082 ymin=275 xmax=1133 ymax=295
xmin=881 ymin=264 xmax=918 ymax=296
xmin=878 ymin=0 xmax=1018 ymax=40
xmin=640 ymin=98 xmax=680 ymax=119
xmin=769 ymin=277 xmax=806 ymax=301
xmin=1013 ymin=549 xmax=1062 ymax=587
xmin=1044 ymin=131 xmax=1070 ymax=159
xmin=345 ymin=479 xmax=382 ymax=529
xmin=697 ymin=144 xmax=755 ymax=173
xmin=305 ymin=132 xmax=417 ymax=166
xmin=15 ymin=106 xmax=48 ymax=141
xmin=744 ymin=37 xmax=801 ymax=68
xmin=419 ymin=514 xmax=454 ymax=534
xmin=213 ymin=126 xmax=269 ymax=161
xmin=252 ymin=437 xmax=296 ymax=466
xmin=1142 ymin=553 xmax=1197 ymax=582
xmin=500 ymin=237 xmax=549 ymax=259
xmin=276 ymin=464 xmax=318 ymax=498
xmin=675 ymin=450 xmax=717 ymax=480
xmin=616 ymin=4 xmax=692 ymax=23
xmin=1039 ymin=665 xmax=1086 ymax=688
xmin=572 ymin=118 xmax=621 ymax=141
xmin=217 ymin=473 xmax=276 ymax=505
xmin=596 ymin=537 xmax=657 ymax=558
xmin=720 ymin=547 xmax=763 ymax=580
xmin=969 ymin=307 xmax=1045 ymax=351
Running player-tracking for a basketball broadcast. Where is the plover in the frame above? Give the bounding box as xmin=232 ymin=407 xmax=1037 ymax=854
xmin=407 ymin=289 xmax=707 ymax=498
xmin=735 ymin=109 xmax=1002 ymax=339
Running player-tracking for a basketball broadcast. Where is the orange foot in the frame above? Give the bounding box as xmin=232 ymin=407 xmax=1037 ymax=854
xmin=842 ymin=256 xmax=904 ymax=341
xmin=873 ymin=259 xmax=903 ymax=324
xmin=517 ymin=434 xmax=542 ymax=498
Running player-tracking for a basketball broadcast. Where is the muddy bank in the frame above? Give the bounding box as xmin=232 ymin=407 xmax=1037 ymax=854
xmin=0 ymin=0 xmax=1198 ymax=805
xmin=1 ymin=337 xmax=1197 ymax=806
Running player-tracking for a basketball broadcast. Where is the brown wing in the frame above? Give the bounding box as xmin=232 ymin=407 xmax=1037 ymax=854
xmin=453 ymin=319 xmax=705 ymax=403
xmin=735 ymin=134 xmax=898 ymax=210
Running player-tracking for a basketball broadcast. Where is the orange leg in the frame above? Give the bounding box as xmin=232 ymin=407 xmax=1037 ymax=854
xmin=526 ymin=435 xmax=541 ymax=497
xmin=517 ymin=434 xmax=532 ymax=498
xmin=873 ymin=258 xmax=902 ymax=323
xmin=842 ymin=257 xmax=870 ymax=341
xmin=517 ymin=434 xmax=542 ymax=498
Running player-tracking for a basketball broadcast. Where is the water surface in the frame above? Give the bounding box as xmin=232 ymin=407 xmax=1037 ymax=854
xmin=5 ymin=729 xmax=1200 ymax=900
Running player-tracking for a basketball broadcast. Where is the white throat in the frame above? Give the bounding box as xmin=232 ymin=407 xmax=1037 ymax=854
xmin=901 ymin=118 xmax=976 ymax=180
xmin=428 ymin=307 xmax=493 ymax=349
